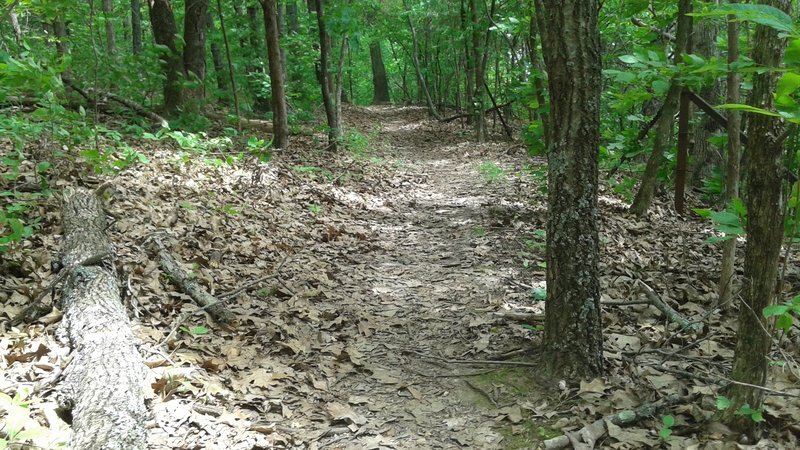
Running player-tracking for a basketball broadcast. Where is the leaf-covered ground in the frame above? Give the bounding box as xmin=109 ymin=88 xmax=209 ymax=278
xmin=2 ymin=106 xmax=800 ymax=449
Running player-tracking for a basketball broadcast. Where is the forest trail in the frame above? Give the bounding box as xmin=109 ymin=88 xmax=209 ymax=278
xmin=135 ymin=106 xmax=545 ymax=449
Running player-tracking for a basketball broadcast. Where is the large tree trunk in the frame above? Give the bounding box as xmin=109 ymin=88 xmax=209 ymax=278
xmin=102 ymin=0 xmax=117 ymax=56
xmin=370 ymin=42 xmax=391 ymax=104
xmin=261 ymin=0 xmax=289 ymax=148
xmin=184 ymin=0 xmax=209 ymax=100
xmin=719 ymin=0 xmax=742 ymax=307
xmin=720 ymin=0 xmax=791 ymax=434
xmin=314 ymin=0 xmax=338 ymax=147
xmin=131 ymin=0 xmax=143 ymax=54
xmin=536 ymin=0 xmax=604 ymax=379
xmin=148 ymin=0 xmax=183 ymax=114
xmin=56 ymin=188 xmax=147 ymax=449
xmin=629 ymin=0 xmax=692 ymax=217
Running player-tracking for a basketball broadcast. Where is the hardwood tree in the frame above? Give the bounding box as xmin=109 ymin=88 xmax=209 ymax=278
xmin=629 ymin=0 xmax=692 ymax=217
xmin=184 ymin=0 xmax=209 ymax=99
xmin=370 ymin=42 xmax=391 ymax=104
xmin=131 ymin=0 xmax=143 ymax=54
xmin=719 ymin=0 xmax=791 ymax=434
xmin=314 ymin=0 xmax=338 ymax=147
xmin=261 ymin=0 xmax=289 ymax=148
xmin=102 ymin=0 xmax=117 ymax=57
xmin=148 ymin=0 xmax=183 ymax=113
xmin=535 ymin=0 xmax=604 ymax=379
xmin=719 ymin=0 xmax=742 ymax=307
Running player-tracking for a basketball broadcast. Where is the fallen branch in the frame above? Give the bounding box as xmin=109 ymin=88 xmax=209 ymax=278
xmin=63 ymin=78 xmax=168 ymax=128
xmin=493 ymin=311 xmax=544 ymax=324
xmin=147 ymin=236 xmax=235 ymax=324
xmin=440 ymin=101 xmax=513 ymax=123
xmin=543 ymin=394 xmax=686 ymax=450
xmin=56 ymin=187 xmax=147 ymax=449
xmin=636 ymin=280 xmax=703 ymax=333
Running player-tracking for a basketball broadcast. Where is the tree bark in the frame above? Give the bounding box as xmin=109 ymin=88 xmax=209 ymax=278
xmin=216 ymin=0 xmax=240 ymax=116
xmin=102 ymin=0 xmax=117 ymax=56
xmin=148 ymin=0 xmax=183 ymax=114
xmin=461 ymin=0 xmax=474 ymax=123
xmin=720 ymin=0 xmax=791 ymax=434
xmin=9 ymin=7 xmax=22 ymax=44
xmin=56 ymin=188 xmax=147 ymax=450
xmin=719 ymin=0 xmax=742 ymax=307
xmin=261 ymin=0 xmax=289 ymax=148
xmin=131 ymin=0 xmax=143 ymax=54
xmin=629 ymin=0 xmax=692 ymax=217
xmin=184 ymin=0 xmax=209 ymax=100
xmin=313 ymin=0 xmax=338 ymax=147
xmin=403 ymin=0 xmax=440 ymax=119
xmin=536 ymin=0 xmax=604 ymax=379
xmin=370 ymin=42 xmax=391 ymax=104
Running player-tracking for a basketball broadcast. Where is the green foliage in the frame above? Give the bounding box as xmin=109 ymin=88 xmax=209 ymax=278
xmin=0 ymin=388 xmax=55 ymax=449
xmin=694 ymin=198 xmax=747 ymax=244
xmin=716 ymin=396 xmax=766 ymax=423
xmin=478 ymin=161 xmax=505 ymax=183
xmin=181 ymin=325 xmax=210 ymax=336
xmin=763 ymin=294 xmax=800 ymax=333
xmin=658 ymin=415 xmax=674 ymax=441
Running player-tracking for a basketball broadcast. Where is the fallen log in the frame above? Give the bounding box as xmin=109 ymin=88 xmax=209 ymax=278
xmin=56 ymin=187 xmax=147 ymax=449
xmin=148 ymin=236 xmax=235 ymax=324
xmin=63 ymin=78 xmax=168 ymax=128
xmin=440 ymin=101 xmax=514 ymax=123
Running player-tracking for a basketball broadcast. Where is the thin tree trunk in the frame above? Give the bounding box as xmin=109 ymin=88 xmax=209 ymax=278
xmin=403 ymin=0 xmax=440 ymax=119
xmin=9 ymin=8 xmax=22 ymax=44
xmin=529 ymin=0 xmax=548 ymax=143
xmin=334 ymin=34 xmax=348 ymax=132
xmin=461 ymin=0 xmax=474 ymax=122
xmin=216 ymin=0 xmax=239 ymax=116
xmin=314 ymin=0 xmax=338 ymax=147
xmin=131 ymin=0 xmax=143 ymax=54
xmin=287 ymin=0 xmax=299 ymax=33
xmin=261 ymin=0 xmax=289 ymax=148
xmin=719 ymin=0 xmax=790 ymax=434
xmin=103 ymin=0 xmax=117 ymax=56
xmin=630 ymin=0 xmax=692 ymax=216
xmin=719 ymin=0 xmax=742 ymax=307
xmin=536 ymin=0 xmax=604 ymax=379
xmin=370 ymin=42 xmax=391 ymax=103
xmin=184 ymin=0 xmax=209 ymax=100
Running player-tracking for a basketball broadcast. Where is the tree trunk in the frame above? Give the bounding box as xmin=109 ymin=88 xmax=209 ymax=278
xmin=103 ymin=0 xmax=117 ymax=56
xmin=719 ymin=0 xmax=791 ymax=434
xmin=9 ymin=7 xmax=22 ymax=44
xmin=370 ymin=42 xmax=391 ymax=104
xmin=184 ymin=0 xmax=209 ymax=99
xmin=536 ymin=0 xmax=604 ymax=380
xmin=529 ymin=0 xmax=548 ymax=142
xmin=287 ymin=0 xmax=299 ymax=33
xmin=216 ymin=0 xmax=240 ymax=116
xmin=131 ymin=0 xmax=143 ymax=54
xmin=470 ymin=0 xmax=486 ymax=140
xmin=334 ymin=34 xmax=348 ymax=131
xmin=314 ymin=0 xmax=338 ymax=147
xmin=403 ymin=0 xmax=440 ymax=119
xmin=56 ymin=188 xmax=147 ymax=450
xmin=629 ymin=0 xmax=692 ymax=217
xmin=148 ymin=0 xmax=183 ymax=114
xmin=687 ymin=7 xmax=721 ymax=189
xmin=461 ymin=0 xmax=474 ymax=122
xmin=261 ymin=0 xmax=289 ymax=149
xmin=719 ymin=0 xmax=742 ymax=307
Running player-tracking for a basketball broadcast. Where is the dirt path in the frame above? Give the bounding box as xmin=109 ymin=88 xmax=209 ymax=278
xmin=292 ymin=107 xmax=544 ymax=449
